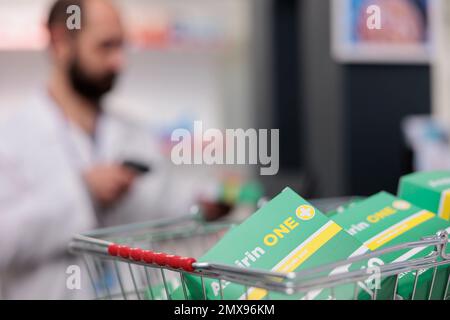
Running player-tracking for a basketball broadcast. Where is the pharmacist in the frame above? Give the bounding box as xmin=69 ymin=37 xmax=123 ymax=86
xmin=0 ymin=0 xmax=228 ymax=299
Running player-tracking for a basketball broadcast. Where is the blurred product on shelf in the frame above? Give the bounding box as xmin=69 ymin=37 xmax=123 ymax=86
xmin=402 ymin=116 xmax=450 ymax=171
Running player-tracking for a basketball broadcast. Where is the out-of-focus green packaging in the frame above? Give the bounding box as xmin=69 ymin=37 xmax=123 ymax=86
xmin=182 ymin=187 xmax=368 ymax=300
xmin=332 ymin=191 xmax=450 ymax=300
xmin=399 ymin=170 xmax=450 ymax=221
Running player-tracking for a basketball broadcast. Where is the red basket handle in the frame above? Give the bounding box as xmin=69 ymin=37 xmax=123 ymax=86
xmin=107 ymin=244 xmax=196 ymax=272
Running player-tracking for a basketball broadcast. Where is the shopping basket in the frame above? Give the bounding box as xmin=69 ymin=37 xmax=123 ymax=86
xmin=69 ymin=208 xmax=450 ymax=300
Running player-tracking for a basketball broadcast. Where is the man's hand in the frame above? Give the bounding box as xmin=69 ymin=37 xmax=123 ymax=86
xmin=83 ymin=164 xmax=136 ymax=207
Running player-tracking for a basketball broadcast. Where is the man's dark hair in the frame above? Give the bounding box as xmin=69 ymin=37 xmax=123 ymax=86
xmin=47 ymin=0 xmax=84 ymax=31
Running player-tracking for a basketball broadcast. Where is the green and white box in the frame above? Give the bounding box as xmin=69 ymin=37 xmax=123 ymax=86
xmin=183 ymin=187 xmax=368 ymax=300
xmin=398 ymin=170 xmax=450 ymax=221
xmin=332 ymin=191 xmax=450 ymax=300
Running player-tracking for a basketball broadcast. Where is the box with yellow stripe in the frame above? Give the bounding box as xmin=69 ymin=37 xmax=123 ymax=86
xmin=181 ymin=187 xmax=367 ymax=300
xmin=332 ymin=191 xmax=450 ymax=300
xmin=399 ymin=170 xmax=450 ymax=221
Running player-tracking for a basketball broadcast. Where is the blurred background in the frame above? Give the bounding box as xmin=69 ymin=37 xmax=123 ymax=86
xmin=1 ymin=0 xmax=450 ymax=200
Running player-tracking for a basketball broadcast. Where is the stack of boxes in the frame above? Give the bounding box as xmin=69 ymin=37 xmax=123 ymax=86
xmin=172 ymin=171 xmax=450 ymax=300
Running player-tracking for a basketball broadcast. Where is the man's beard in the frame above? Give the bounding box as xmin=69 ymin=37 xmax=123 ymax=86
xmin=68 ymin=58 xmax=117 ymax=105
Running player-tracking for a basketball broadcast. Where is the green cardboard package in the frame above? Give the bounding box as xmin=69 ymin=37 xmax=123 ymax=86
xmin=332 ymin=191 xmax=450 ymax=300
xmin=181 ymin=187 xmax=369 ymax=300
xmin=399 ymin=170 xmax=450 ymax=221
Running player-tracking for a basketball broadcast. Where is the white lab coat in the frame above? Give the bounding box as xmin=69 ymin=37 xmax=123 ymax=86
xmin=0 ymin=90 xmax=206 ymax=299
